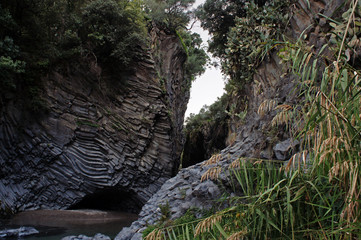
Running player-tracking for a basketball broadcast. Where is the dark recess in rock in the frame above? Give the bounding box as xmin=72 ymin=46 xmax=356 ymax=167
xmin=182 ymin=121 xmax=228 ymax=168
xmin=68 ymin=189 xmax=142 ymax=213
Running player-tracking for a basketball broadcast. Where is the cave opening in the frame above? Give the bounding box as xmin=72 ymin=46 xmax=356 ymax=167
xmin=182 ymin=122 xmax=228 ymax=168
xmin=69 ymin=189 xmax=142 ymax=214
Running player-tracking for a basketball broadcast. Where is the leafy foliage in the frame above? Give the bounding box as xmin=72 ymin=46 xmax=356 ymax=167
xmin=283 ymin=0 xmax=361 ymax=224
xmin=182 ymin=95 xmax=229 ymax=167
xmin=180 ymin=31 xmax=209 ymax=81
xmin=195 ymin=0 xmax=247 ymax=59
xmin=1 ymin=0 xmax=205 ymax=110
xmin=188 ymin=0 xmax=290 ymax=137
xmin=81 ymin=0 xmax=147 ymax=66
xmin=184 ymin=94 xmax=229 ymax=133
xmin=224 ymin=0 xmax=289 ymax=94
xmin=195 ymin=0 xmax=269 ymax=58
xmin=145 ymin=0 xmax=195 ymax=30
xmin=0 ymin=5 xmax=25 ymax=96
xmin=144 ymin=158 xmax=356 ymax=239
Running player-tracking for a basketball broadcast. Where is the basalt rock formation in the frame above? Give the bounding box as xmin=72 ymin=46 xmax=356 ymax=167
xmin=0 ymin=27 xmax=189 ymax=216
xmin=116 ymin=0 xmax=344 ymax=238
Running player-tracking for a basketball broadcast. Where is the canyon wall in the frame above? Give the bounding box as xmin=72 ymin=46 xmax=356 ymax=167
xmin=0 ymin=27 xmax=189 ymax=215
xmin=116 ymin=0 xmax=345 ymax=238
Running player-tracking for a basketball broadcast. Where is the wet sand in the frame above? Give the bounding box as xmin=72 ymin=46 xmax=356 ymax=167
xmin=10 ymin=209 xmax=138 ymax=227
xmin=2 ymin=209 xmax=138 ymax=239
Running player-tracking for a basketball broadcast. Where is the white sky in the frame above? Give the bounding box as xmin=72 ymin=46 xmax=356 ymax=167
xmin=184 ymin=0 xmax=225 ymax=120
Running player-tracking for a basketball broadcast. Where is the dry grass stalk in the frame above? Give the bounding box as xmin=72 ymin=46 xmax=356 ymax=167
xmin=341 ymin=163 xmax=360 ymax=222
xmin=329 ymin=161 xmax=352 ymax=183
xmin=253 ymin=159 xmax=264 ymax=165
xmin=314 ymin=90 xmax=360 ymax=224
xmin=194 ymin=215 xmax=223 ymax=237
xmin=305 ymin=129 xmax=319 ymax=152
xmin=286 ymin=150 xmax=308 ymax=172
xmin=228 ymin=158 xmax=264 ymax=170
xmin=257 ymin=99 xmax=277 ymax=116
xmin=227 ymin=227 xmax=248 ymax=240
xmin=229 ymin=158 xmax=242 ymax=169
xmin=271 ymin=104 xmax=293 ymax=127
xmin=202 ymin=153 xmax=222 ymax=166
xmin=318 ymin=136 xmax=350 ymax=165
xmin=316 ymin=91 xmax=349 ymax=124
xmin=275 ymin=104 xmax=293 ymax=111
xmin=201 ymin=167 xmax=221 ymax=182
xmin=145 ymin=228 xmax=163 ymax=240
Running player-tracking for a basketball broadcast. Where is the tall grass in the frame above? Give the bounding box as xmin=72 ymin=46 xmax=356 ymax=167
xmin=143 ymin=1 xmax=361 ymax=239
xmin=286 ymin=0 xmax=361 ymax=226
xmin=145 ymin=159 xmax=354 ymax=239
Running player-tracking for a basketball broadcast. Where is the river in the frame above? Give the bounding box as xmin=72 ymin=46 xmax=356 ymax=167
xmin=0 ymin=209 xmax=138 ymax=239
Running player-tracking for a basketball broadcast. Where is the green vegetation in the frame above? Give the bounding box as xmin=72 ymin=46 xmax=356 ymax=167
xmin=197 ymin=0 xmax=289 ymax=94
xmin=195 ymin=0 xmax=248 ymax=59
xmin=224 ymin=0 xmax=289 ymax=94
xmin=81 ymin=0 xmax=147 ymax=67
xmin=0 ymin=0 xmax=147 ymax=110
xmin=184 ymin=94 xmax=229 ymax=133
xmin=0 ymin=0 xmax=207 ymax=111
xmin=146 ymin=158 xmax=359 ymax=239
xmin=144 ymin=0 xmax=195 ymax=30
xmin=147 ymin=0 xmax=361 ymax=239
xmin=183 ymin=0 xmax=290 ymax=157
xmin=180 ymin=31 xmax=209 ymax=82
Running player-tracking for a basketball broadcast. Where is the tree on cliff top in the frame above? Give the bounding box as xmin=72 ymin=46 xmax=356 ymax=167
xmin=144 ymin=0 xmax=195 ymax=30
xmin=81 ymin=0 xmax=147 ymax=67
xmin=0 ymin=0 xmax=149 ymax=110
xmin=195 ymin=0 xmax=247 ymax=58
xmin=195 ymin=0 xmax=269 ymax=58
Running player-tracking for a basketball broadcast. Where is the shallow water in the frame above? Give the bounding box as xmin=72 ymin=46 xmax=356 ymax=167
xmin=1 ymin=209 xmax=138 ymax=239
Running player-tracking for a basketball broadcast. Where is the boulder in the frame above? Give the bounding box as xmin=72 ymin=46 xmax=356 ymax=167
xmin=61 ymin=233 xmax=111 ymax=240
xmin=273 ymin=139 xmax=300 ymax=161
xmin=0 ymin=226 xmax=39 ymax=238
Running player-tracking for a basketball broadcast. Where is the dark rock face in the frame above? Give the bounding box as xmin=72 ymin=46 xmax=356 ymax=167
xmin=116 ymin=1 xmax=345 ymax=239
xmin=182 ymin=121 xmax=228 ymax=168
xmin=218 ymin=0 xmax=341 ymax=162
xmin=115 ymin=159 xmax=228 ymax=240
xmin=0 ymin=27 xmax=188 ymax=215
xmin=150 ymin=26 xmax=190 ymax=172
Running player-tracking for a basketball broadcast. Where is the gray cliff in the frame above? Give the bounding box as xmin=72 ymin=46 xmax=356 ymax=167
xmin=0 ymin=27 xmax=189 ymax=215
xmin=116 ymin=0 xmax=344 ymax=239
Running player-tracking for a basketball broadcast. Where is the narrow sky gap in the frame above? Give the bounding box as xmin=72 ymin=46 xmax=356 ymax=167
xmin=184 ymin=0 xmax=225 ymax=120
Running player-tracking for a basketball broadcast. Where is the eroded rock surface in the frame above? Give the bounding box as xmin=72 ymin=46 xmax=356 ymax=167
xmin=116 ymin=0 xmax=345 ymax=238
xmin=62 ymin=233 xmax=111 ymax=240
xmin=115 ymin=159 xmax=229 ymax=240
xmin=0 ymin=27 xmax=188 ymax=215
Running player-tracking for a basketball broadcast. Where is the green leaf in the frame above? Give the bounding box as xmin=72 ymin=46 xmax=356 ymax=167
xmin=214 ymin=221 xmax=229 ymax=239
xmin=255 ymin=208 xmax=282 ymax=233
xmin=186 ymin=224 xmax=191 ymax=240
xmin=340 ymin=68 xmax=348 ymax=92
